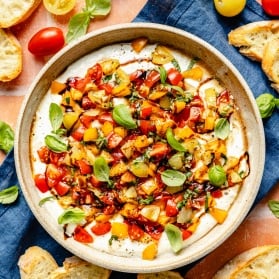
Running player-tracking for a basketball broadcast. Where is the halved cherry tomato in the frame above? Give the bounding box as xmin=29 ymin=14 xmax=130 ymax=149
xmin=68 ymin=77 xmax=89 ymax=92
xmin=54 ymin=181 xmax=70 ymax=196
xmin=45 ymin=163 xmax=64 ymax=187
xmin=37 ymin=146 xmax=50 ymax=164
xmin=86 ymin=63 xmax=103 ymax=83
xmin=28 ymin=27 xmax=65 ymax=56
xmin=34 ymin=174 xmax=49 ymax=193
xmin=71 ymin=125 xmax=85 ymax=141
xmin=211 ymin=189 xmax=223 ymax=199
xmin=80 ymin=114 xmax=96 ymax=128
xmin=262 ymin=0 xmax=279 ymax=16
xmin=73 ymin=226 xmax=93 ymax=243
xmin=167 ymin=68 xmax=183 ymax=85
xmin=145 ymin=70 xmax=160 ymax=88
xmin=91 ymin=222 xmax=112 ymax=235
xmin=98 ymin=83 xmax=113 ymax=95
xmin=165 ymin=199 xmax=179 ymax=217
xmin=182 ymin=229 xmax=192 ymax=240
xmin=81 ymin=95 xmax=96 ymax=109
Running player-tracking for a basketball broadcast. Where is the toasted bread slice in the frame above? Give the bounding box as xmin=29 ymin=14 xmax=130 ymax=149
xmin=137 ymin=271 xmax=183 ymax=279
xmin=17 ymin=246 xmax=59 ymax=279
xmin=0 ymin=28 xmax=22 ymax=82
xmin=48 ymin=256 xmax=111 ymax=279
xmin=262 ymin=37 xmax=279 ymax=91
xmin=212 ymin=245 xmax=279 ymax=279
xmin=228 ymin=20 xmax=279 ymax=62
xmin=0 ymin=0 xmax=41 ymax=28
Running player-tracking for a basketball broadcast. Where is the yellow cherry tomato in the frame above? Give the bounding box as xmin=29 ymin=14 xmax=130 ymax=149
xmin=213 ymin=0 xmax=246 ymax=17
xmin=43 ymin=0 xmax=76 ymax=15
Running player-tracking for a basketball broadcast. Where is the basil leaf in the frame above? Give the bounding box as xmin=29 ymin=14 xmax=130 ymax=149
xmin=208 ymin=165 xmax=226 ymax=187
xmin=165 ymin=223 xmax=183 ymax=253
xmin=161 ymin=169 xmax=186 ymax=187
xmin=94 ymin=156 xmax=110 ymax=182
xmin=112 ymin=104 xmax=137 ymax=129
xmin=0 ymin=120 xmax=14 ymax=154
xmin=49 ymin=103 xmax=63 ymax=133
xmin=166 ymin=128 xmax=186 ymax=152
xmin=39 ymin=196 xmax=56 ymax=207
xmin=87 ymin=0 xmax=112 ymax=17
xmin=214 ymin=118 xmax=230 ymax=140
xmin=66 ymin=12 xmax=91 ymax=43
xmin=159 ymin=66 xmax=167 ymax=84
xmin=0 ymin=185 xmax=19 ymax=204
xmin=45 ymin=134 xmax=68 ymax=153
xmin=58 ymin=208 xmax=86 ymax=225
xmin=187 ymin=57 xmax=199 ymax=70
xmin=256 ymin=93 xmax=277 ymax=119
xmin=268 ymin=200 xmax=279 ymax=218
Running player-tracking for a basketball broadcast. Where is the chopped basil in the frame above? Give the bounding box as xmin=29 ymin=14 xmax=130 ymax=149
xmin=166 ymin=128 xmax=186 ymax=152
xmin=58 ymin=208 xmax=86 ymax=225
xmin=112 ymin=104 xmax=137 ymax=129
xmin=0 ymin=185 xmax=18 ymax=204
xmin=214 ymin=118 xmax=230 ymax=140
xmin=39 ymin=196 xmax=57 ymax=207
xmin=268 ymin=200 xmax=279 ymax=218
xmin=165 ymin=223 xmax=183 ymax=253
xmin=161 ymin=169 xmax=186 ymax=187
xmin=159 ymin=66 xmax=167 ymax=84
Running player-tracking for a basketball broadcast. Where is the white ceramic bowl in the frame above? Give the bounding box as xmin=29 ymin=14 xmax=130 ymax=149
xmin=15 ymin=23 xmax=265 ymax=273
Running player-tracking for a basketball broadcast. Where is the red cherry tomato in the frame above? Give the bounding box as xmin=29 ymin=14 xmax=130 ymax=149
xmin=167 ymin=68 xmax=183 ymax=85
xmin=128 ymin=223 xmax=144 ymax=240
xmin=262 ymin=0 xmax=279 ymax=16
xmin=73 ymin=226 xmax=93 ymax=243
xmin=34 ymin=174 xmax=49 ymax=193
xmin=28 ymin=27 xmax=65 ymax=56
xmin=91 ymin=222 xmax=112 ymax=235
xmin=54 ymin=181 xmax=70 ymax=196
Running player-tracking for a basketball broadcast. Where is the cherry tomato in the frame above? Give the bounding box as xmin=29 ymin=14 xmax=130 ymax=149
xmin=182 ymin=229 xmax=192 ymax=240
xmin=144 ymin=70 xmax=161 ymax=88
xmin=45 ymin=163 xmax=64 ymax=187
xmin=34 ymin=174 xmax=49 ymax=193
xmin=213 ymin=0 xmax=246 ymax=17
xmin=43 ymin=0 xmax=76 ymax=15
xmin=167 ymin=68 xmax=183 ymax=85
xmin=91 ymin=222 xmax=112 ymax=235
xmin=76 ymin=159 xmax=92 ymax=175
xmin=262 ymin=0 xmax=279 ymax=16
xmin=71 ymin=125 xmax=85 ymax=141
xmin=128 ymin=223 xmax=144 ymax=240
xmin=28 ymin=27 xmax=65 ymax=56
xmin=139 ymin=120 xmax=156 ymax=135
xmin=37 ymin=146 xmax=50 ymax=164
xmin=107 ymin=132 xmax=123 ymax=149
xmin=73 ymin=226 xmax=93 ymax=243
xmin=54 ymin=181 xmax=70 ymax=196
xmin=165 ymin=199 xmax=179 ymax=217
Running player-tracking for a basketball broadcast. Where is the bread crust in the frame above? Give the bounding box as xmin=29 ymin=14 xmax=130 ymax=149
xmin=0 ymin=0 xmax=41 ymax=28
xmin=213 ymin=245 xmax=279 ymax=279
xmin=0 ymin=28 xmax=22 ymax=82
xmin=137 ymin=271 xmax=183 ymax=279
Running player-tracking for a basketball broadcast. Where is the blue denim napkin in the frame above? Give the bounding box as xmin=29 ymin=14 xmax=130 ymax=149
xmin=1 ymin=0 xmax=278 ymax=278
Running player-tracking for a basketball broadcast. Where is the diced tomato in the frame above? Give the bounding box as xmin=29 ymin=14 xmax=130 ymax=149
xmin=81 ymin=95 xmax=96 ymax=110
xmin=175 ymin=105 xmax=201 ymax=126
xmin=73 ymin=226 xmax=93 ymax=243
xmin=34 ymin=173 xmax=49 ymax=193
xmin=182 ymin=229 xmax=192 ymax=240
xmin=80 ymin=114 xmax=96 ymax=128
xmin=68 ymin=77 xmax=88 ymax=92
xmin=130 ymin=69 xmax=144 ymax=82
xmin=90 ymin=174 xmax=102 ymax=187
xmin=140 ymin=106 xmax=153 ymax=119
xmin=189 ymin=106 xmax=202 ymax=121
xmin=139 ymin=120 xmax=156 ymax=135
xmin=86 ymin=63 xmax=103 ymax=83
xmin=167 ymin=68 xmax=183 ymax=85
xmin=165 ymin=199 xmax=179 ymax=217
xmin=111 ymin=148 xmax=125 ymax=163
xmin=76 ymin=159 xmax=92 ymax=175
xmin=144 ymin=223 xmax=164 ymax=240
xmin=191 ymin=95 xmax=204 ymax=107
xmin=128 ymin=223 xmax=144 ymax=240
xmin=98 ymin=83 xmax=113 ymax=95
xmin=144 ymin=70 xmax=160 ymax=88
xmin=107 ymin=132 xmax=123 ymax=149
xmin=217 ymin=90 xmax=230 ymax=104
xmin=71 ymin=125 xmax=85 ymax=141
xmin=49 ymin=151 xmax=65 ymax=165
xmin=211 ymin=189 xmax=223 ymax=199
xmin=91 ymin=222 xmax=111 ymax=235
xmin=54 ymin=181 xmax=70 ymax=196
xmin=98 ymin=112 xmax=114 ymax=124
xmin=37 ymin=146 xmax=50 ymax=164
xmin=45 ymin=163 xmax=64 ymax=187
xmin=103 ymin=204 xmax=116 ymax=215
xmin=149 ymin=142 xmax=169 ymax=158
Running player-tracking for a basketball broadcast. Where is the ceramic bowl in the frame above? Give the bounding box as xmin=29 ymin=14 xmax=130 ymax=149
xmin=15 ymin=23 xmax=265 ymax=273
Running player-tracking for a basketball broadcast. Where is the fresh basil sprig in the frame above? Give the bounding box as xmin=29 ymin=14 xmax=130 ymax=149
xmin=0 ymin=185 xmax=19 ymax=204
xmin=268 ymin=200 xmax=279 ymax=218
xmin=256 ymin=93 xmax=279 ymax=119
xmin=93 ymin=156 xmax=113 ymax=187
xmin=58 ymin=208 xmax=86 ymax=225
xmin=161 ymin=169 xmax=186 ymax=187
xmin=166 ymin=128 xmax=186 ymax=152
xmin=112 ymin=104 xmax=137 ymax=129
xmin=66 ymin=0 xmax=112 ymax=43
xmin=0 ymin=120 xmax=14 ymax=154
xmin=214 ymin=118 xmax=230 ymax=140
xmin=165 ymin=223 xmax=183 ymax=253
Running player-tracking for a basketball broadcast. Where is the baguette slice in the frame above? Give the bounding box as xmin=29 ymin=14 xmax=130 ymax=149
xmin=17 ymin=246 xmax=59 ymax=279
xmin=48 ymin=256 xmax=111 ymax=279
xmin=137 ymin=271 xmax=183 ymax=279
xmin=0 ymin=28 xmax=22 ymax=82
xmin=0 ymin=0 xmax=41 ymax=28
xmin=213 ymin=245 xmax=279 ymax=279
xmin=228 ymin=20 xmax=279 ymax=62
xmin=262 ymin=37 xmax=279 ymax=91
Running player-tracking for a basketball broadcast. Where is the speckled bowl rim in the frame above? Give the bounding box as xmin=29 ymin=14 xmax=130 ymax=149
xmin=14 ymin=22 xmax=265 ymax=273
